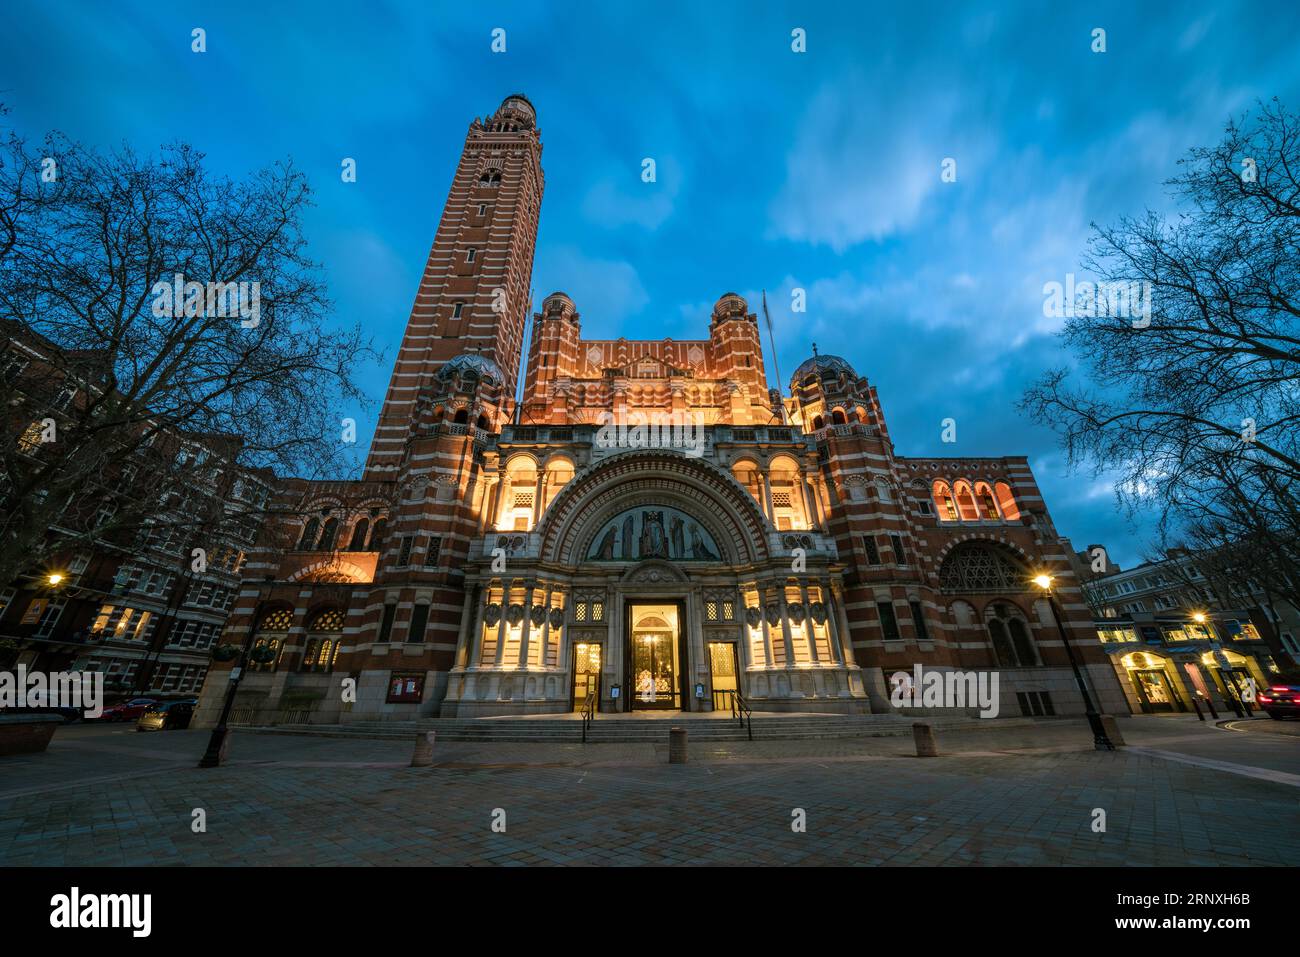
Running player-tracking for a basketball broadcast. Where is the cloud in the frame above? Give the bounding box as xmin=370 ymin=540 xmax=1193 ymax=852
xmin=766 ymin=72 xmax=969 ymax=251
xmin=581 ymin=156 xmax=681 ymax=230
xmin=533 ymin=245 xmax=649 ymax=331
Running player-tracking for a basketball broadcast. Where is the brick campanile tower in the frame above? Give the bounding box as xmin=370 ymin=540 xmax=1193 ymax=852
xmin=366 ymin=94 xmax=544 ymax=476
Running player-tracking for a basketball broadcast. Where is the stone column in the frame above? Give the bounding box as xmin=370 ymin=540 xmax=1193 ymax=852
xmin=802 ymin=475 xmax=821 ymax=529
xmin=822 ymin=579 xmax=845 ymax=665
xmin=777 ymin=583 xmax=796 ymax=666
xmin=688 ymin=588 xmax=707 ymax=711
xmin=518 ymin=581 xmax=535 ymax=670
xmin=452 ymin=584 xmax=479 ymax=669
xmin=484 ymin=476 xmax=502 ymax=533
xmin=758 ymin=589 xmax=775 ymax=667
xmin=831 ymin=581 xmax=855 ymax=666
xmin=799 ymin=580 xmax=819 ymax=663
xmin=538 ymin=584 xmax=552 ymax=669
xmin=608 ymin=587 xmax=624 ymax=711
xmin=492 ymin=581 xmax=509 ymax=667
xmin=761 ymin=472 xmax=775 ymax=521
xmin=469 ymin=588 xmax=489 ymax=667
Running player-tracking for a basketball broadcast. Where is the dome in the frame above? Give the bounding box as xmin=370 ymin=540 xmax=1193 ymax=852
xmin=789 ymin=353 xmax=857 ymax=390
xmin=437 ymin=353 xmax=503 ymax=385
xmin=497 ymin=94 xmax=536 ymax=123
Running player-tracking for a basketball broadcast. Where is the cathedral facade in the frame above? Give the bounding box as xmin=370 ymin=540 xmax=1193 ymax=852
xmin=193 ymin=95 xmax=1127 ymax=726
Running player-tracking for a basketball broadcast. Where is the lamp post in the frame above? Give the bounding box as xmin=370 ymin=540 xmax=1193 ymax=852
xmin=197 ymin=598 xmax=262 ymax=768
xmin=1033 ymin=574 xmax=1115 ymax=751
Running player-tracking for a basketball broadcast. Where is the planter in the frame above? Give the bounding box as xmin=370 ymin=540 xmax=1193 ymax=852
xmin=0 ymin=714 xmax=62 ymax=756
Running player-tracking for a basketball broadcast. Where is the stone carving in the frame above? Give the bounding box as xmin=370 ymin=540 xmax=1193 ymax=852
xmin=585 ymin=505 xmax=722 ymax=562
xmin=764 ymin=603 xmax=780 ymax=626
xmin=548 ymin=608 xmax=565 ymax=629
xmin=638 ymin=510 xmax=669 ymax=558
xmin=484 ymin=603 xmax=502 ymax=627
xmin=788 ymin=602 xmax=806 ymax=625
xmin=529 ymin=604 xmax=547 ymax=627
xmin=810 ymin=601 xmax=828 ymax=625
xmin=505 ymin=604 xmax=524 ymax=626
xmin=745 ymin=606 xmax=762 ymax=629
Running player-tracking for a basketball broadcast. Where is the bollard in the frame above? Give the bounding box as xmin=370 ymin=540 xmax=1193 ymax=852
xmin=912 ymin=722 xmax=938 ymax=757
xmin=1096 ymin=714 xmax=1125 ymax=747
xmin=410 ymin=731 xmax=436 ymax=767
xmin=668 ymin=726 xmax=688 ymax=764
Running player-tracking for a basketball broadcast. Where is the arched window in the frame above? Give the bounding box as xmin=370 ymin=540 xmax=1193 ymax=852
xmin=985 ymin=603 xmax=1038 ymax=667
xmin=346 ymin=518 xmax=369 ymax=551
xmin=296 ymin=517 xmax=320 ymax=550
xmin=932 ymin=481 xmax=958 ymax=521
xmin=317 ymin=517 xmax=339 ymax=551
xmin=954 ymin=482 xmax=980 ymax=521
xmin=453 ymin=409 xmax=469 ymax=425
xmin=476 ymin=414 xmax=490 ymax=431
xmin=812 ymin=415 xmax=825 ymax=430
xmin=988 ymin=618 xmax=1016 ymax=666
xmin=938 ymin=542 xmax=1029 ymax=593
xmin=975 ymin=484 xmax=1000 ymax=519
xmin=994 ymin=482 xmax=1021 ymax=520
xmin=249 ymin=607 xmax=293 ymax=673
xmin=1008 ymin=617 xmax=1037 ymax=665
xmin=300 ymin=608 xmax=345 ymax=673
xmin=831 ymin=408 xmax=847 ymax=425
xmin=367 ymin=517 xmax=387 ymax=551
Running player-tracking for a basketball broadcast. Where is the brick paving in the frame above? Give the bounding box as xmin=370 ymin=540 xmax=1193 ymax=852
xmin=1 ymin=717 xmax=1296 ymax=866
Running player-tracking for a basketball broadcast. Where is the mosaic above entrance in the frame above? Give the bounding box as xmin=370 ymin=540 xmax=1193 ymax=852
xmin=585 ymin=506 xmax=721 ymax=562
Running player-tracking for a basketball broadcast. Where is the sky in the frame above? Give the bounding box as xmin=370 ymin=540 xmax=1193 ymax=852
xmin=3 ymin=0 xmax=1298 ymax=569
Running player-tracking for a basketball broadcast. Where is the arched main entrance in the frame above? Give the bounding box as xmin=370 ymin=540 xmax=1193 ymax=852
xmin=440 ymin=450 xmax=869 ymax=717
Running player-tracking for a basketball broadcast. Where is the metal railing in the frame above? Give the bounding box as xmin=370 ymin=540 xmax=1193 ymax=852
xmin=580 ymin=691 xmax=597 ymax=743
xmin=726 ymin=688 xmax=754 ymax=740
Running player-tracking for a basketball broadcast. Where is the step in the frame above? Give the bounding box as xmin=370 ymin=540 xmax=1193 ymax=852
xmin=239 ymin=714 xmax=1039 ymax=743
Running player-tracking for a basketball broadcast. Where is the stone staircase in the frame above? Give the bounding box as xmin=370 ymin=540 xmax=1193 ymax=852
xmin=243 ymin=712 xmax=1039 ymax=743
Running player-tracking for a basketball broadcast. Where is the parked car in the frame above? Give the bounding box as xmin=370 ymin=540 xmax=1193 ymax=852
xmin=98 ymin=698 xmax=158 ymax=723
xmin=1257 ymin=685 xmax=1300 ymax=719
xmin=0 ymin=703 xmax=83 ymax=723
xmin=136 ymin=699 xmax=197 ymax=732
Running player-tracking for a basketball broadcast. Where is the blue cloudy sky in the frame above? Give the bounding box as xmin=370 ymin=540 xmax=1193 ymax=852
xmin=4 ymin=0 xmax=1298 ymax=567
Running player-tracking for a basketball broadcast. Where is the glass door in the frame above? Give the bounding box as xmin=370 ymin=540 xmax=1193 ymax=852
xmin=572 ymin=642 xmax=601 ymax=712
xmin=709 ymin=642 xmax=739 ymax=710
xmin=1134 ymin=669 xmax=1175 ymax=712
xmin=632 ymin=631 xmax=678 ymax=709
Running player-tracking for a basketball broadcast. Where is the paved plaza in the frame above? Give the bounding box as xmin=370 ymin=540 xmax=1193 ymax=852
xmin=1 ymin=715 xmax=1297 ymax=866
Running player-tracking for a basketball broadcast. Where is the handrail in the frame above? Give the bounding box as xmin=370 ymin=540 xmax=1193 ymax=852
xmin=728 ymin=688 xmax=754 ymax=741
xmin=580 ymin=691 xmax=597 ymax=743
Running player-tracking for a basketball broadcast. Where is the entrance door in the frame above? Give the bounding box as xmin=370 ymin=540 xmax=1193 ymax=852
xmin=572 ymin=641 xmax=601 ymax=712
xmin=627 ymin=603 xmax=684 ymax=710
xmin=1133 ymin=669 xmax=1175 ymax=713
xmin=709 ymin=641 xmax=739 ymax=711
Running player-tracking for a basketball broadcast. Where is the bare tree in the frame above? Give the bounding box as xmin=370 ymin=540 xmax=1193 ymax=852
xmin=1023 ymin=98 xmax=1300 ymax=587
xmin=0 ymin=116 xmax=378 ymax=587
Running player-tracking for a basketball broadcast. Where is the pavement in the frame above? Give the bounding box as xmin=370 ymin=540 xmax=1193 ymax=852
xmin=1 ymin=714 xmax=1296 ymax=866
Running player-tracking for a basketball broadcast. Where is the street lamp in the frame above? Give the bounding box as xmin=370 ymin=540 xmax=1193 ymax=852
xmin=47 ymin=572 xmax=65 ymax=587
xmin=1033 ymin=573 xmax=1115 ymax=751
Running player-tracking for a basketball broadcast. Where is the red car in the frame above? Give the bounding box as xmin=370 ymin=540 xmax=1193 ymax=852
xmin=97 ymin=698 xmax=159 ymax=722
xmin=1257 ymin=685 xmax=1300 ymax=719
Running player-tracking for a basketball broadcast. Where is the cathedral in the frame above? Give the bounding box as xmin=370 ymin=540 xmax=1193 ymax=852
xmin=193 ymin=94 xmax=1126 ymax=726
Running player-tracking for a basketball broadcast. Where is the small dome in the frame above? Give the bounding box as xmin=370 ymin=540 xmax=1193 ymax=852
xmin=437 ymin=353 xmax=503 ymax=385
xmin=497 ymin=94 xmax=536 ymax=124
xmin=790 ymin=353 xmax=857 ymax=390
xmin=711 ymin=292 xmax=750 ymax=322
